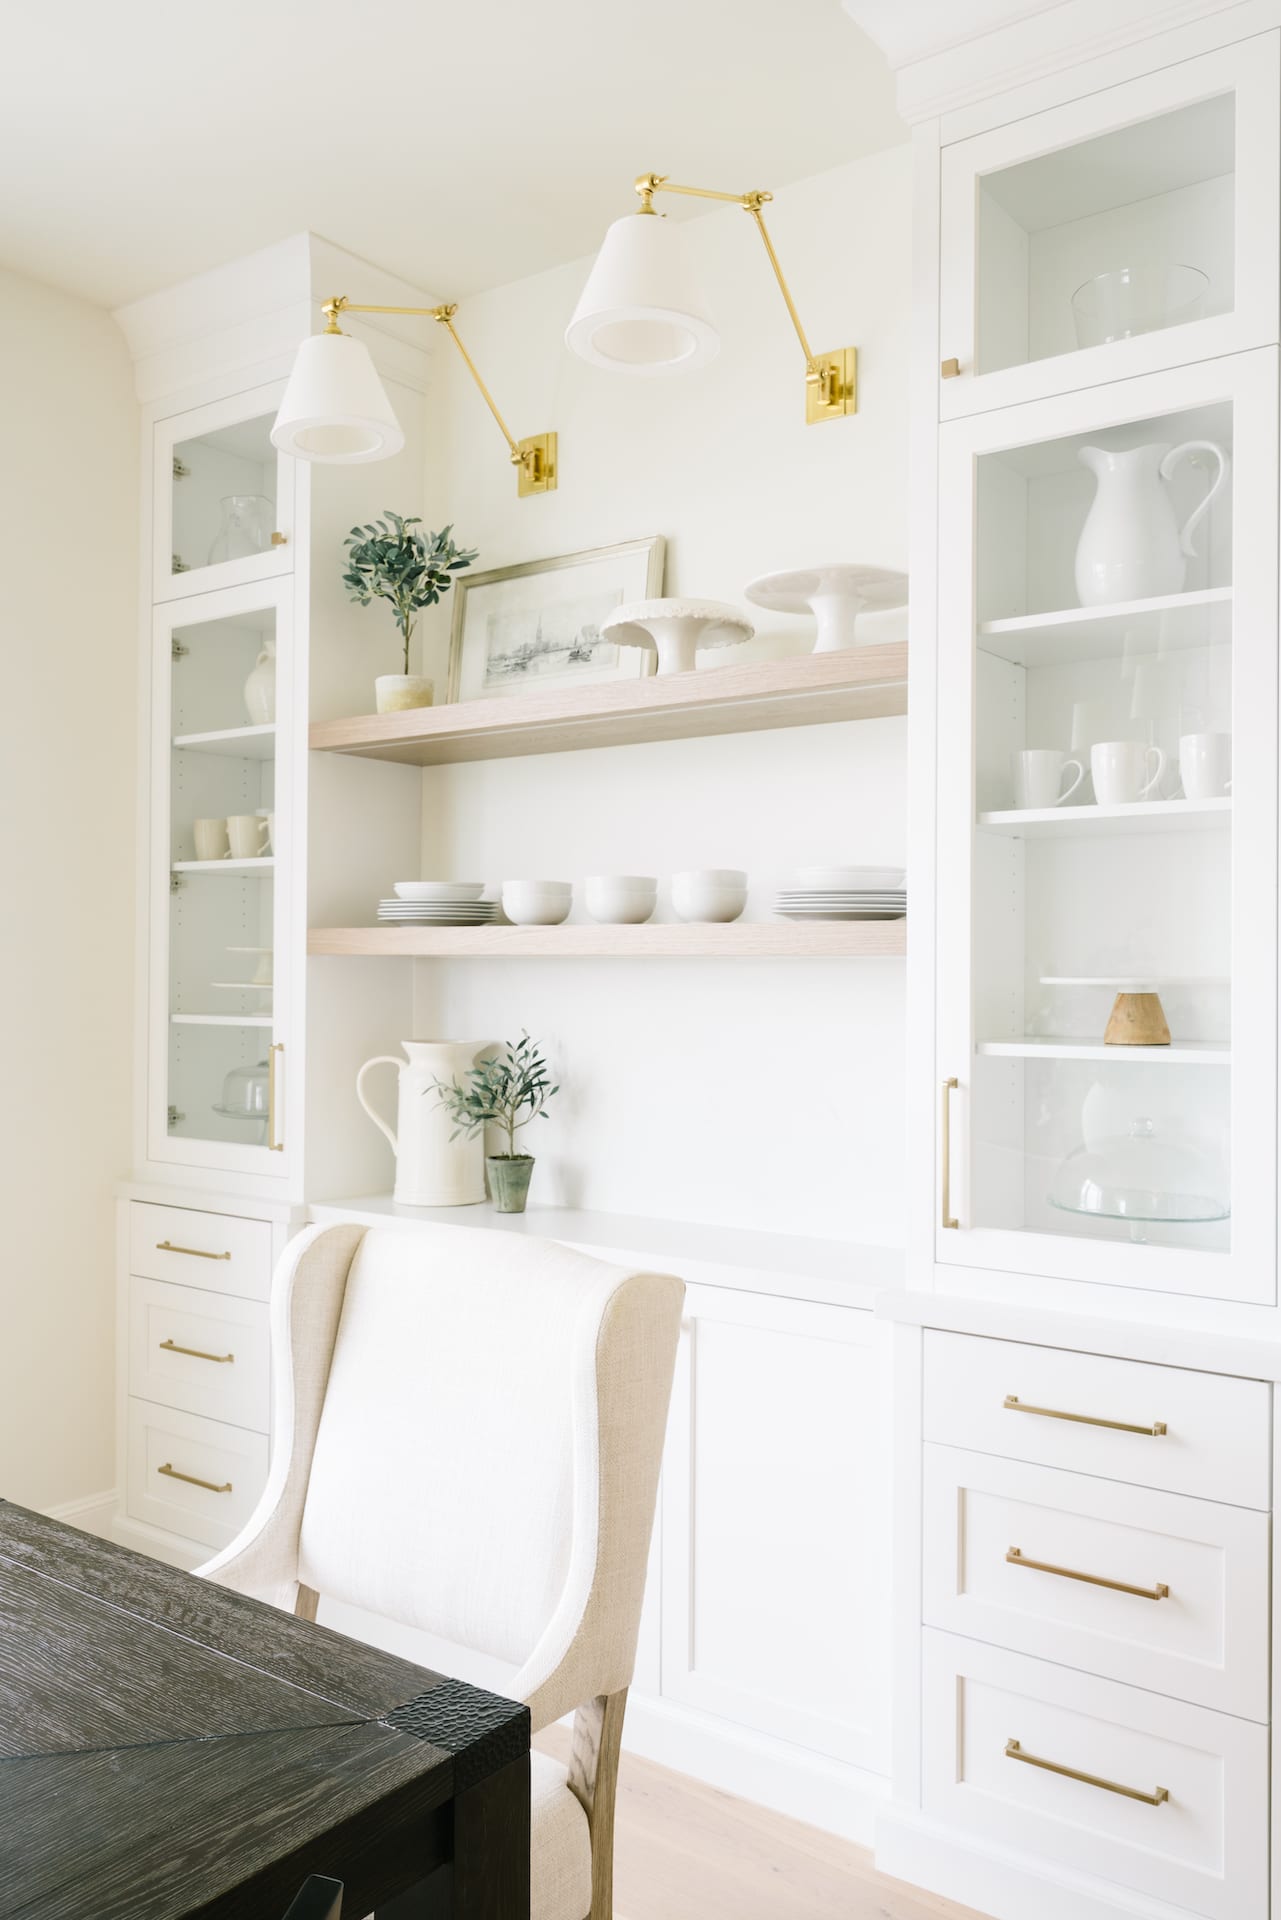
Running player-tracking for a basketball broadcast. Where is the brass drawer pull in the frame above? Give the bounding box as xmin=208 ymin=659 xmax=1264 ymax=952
xmin=157 ymin=1462 xmax=232 ymax=1494
xmin=1007 ymin=1546 xmax=1169 ymax=1602
xmin=1005 ymin=1738 xmax=1168 ymax=1806
xmin=156 ymin=1240 xmax=231 ymax=1261
xmin=941 ymin=357 xmax=961 ymax=378
xmin=159 ymin=1338 xmax=235 ymax=1365
xmin=1003 ymin=1394 xmax=1166 ymax=1437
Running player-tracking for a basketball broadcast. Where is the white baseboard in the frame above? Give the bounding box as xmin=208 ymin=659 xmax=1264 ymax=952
xmin=622 ymin=1692 xmax=889 ymax=1845
xmin=43 ymin=1489 xmax=119 ymax=1540
xmin=876 ymin=1807 xmax=1194 ymax=1920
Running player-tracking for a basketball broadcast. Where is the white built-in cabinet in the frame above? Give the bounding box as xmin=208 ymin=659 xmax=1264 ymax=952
xmin=889 ymin=11 xmax=1281 ymax=1920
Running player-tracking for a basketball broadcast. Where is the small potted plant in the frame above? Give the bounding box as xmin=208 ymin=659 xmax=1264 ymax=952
xmin=433 ymin=1033 xmax=559 ymax=1214
xmin=343 ymin=512 xmax=477 ymax=713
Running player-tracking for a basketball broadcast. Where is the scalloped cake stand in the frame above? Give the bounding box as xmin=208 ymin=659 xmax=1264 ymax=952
xmin=601 ymin=598 xmax=755 ymax=677
xmin=744 ymin=563 xmax=908 ymax=652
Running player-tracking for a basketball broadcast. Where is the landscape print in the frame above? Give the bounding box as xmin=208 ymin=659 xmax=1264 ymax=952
xmin=482 ymin=589 xmax=624 ymax=691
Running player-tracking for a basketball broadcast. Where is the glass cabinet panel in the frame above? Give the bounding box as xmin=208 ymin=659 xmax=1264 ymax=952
xmin=936 ymin=354 xmax=1276 ymax=1301
xmin=150 ymin=583 xmax=292 ymax=1176
xmin=939 ymin=36 xmax=1279 ymax=418
xmin=154 ymin=385 xmax=293 ymax=603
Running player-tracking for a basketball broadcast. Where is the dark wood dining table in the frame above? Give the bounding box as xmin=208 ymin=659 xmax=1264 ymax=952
xmin=0 ymin=1501 xmax=530 ymax=1920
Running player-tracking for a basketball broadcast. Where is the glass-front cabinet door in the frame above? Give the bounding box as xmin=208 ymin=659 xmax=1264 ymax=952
xmin=939 ymin=35 xmax=1279 ymax=419
xmin=147 ymin=578 xmax=295 ymax=1179
xmin=935 ymin=350 xmax=1277 ymax=1303
xmin=154 ymin=384 xmax=295 ymax=603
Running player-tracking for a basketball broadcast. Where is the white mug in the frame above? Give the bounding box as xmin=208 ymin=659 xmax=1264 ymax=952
xmin=256 ymin=807 xmax=275 ymax=854
xmin=1179 ymin=732 xmax=1232 ymax=801
xmin=1011 ymin=749 xmax=1084 ymax=810
xmin=1090 ymin=740 xmax=1166 ymax=805
xmin=227 ymin=813 xmax=270 ymax=858
xmin=193 ymin=816 xmax=229 ymax=861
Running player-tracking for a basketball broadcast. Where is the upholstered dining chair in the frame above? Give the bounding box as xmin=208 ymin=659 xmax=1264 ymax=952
xmin=198 ymin=1222 xmax=684 ymax=1920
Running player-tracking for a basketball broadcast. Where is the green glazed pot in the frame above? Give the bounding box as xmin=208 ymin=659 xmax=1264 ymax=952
xmin=488 ymin=1154 xmax=535 ymax=1214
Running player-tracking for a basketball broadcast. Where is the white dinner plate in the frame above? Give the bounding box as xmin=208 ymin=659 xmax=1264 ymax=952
xmin=775 ymin=908 xmax=905 ymax=920
xmin=393 ymin=881 xmax=486 ymax=902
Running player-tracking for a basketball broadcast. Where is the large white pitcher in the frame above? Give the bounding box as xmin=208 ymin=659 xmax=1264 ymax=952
xmin=1074 ymin=440 xmax=1229 ymax=607
xmin=356 ymin=1040 xmax=488 ymax=1206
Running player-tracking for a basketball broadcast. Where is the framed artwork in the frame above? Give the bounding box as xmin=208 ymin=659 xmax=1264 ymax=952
xmin=446 ymin=536 xmax=665 ymax=703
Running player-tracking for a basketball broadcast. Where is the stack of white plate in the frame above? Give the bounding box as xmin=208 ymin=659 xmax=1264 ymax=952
xmin=378 ymin=881 xmax=497 ymax=927
xmin=774 ymin=865 xmax=906 ymax=921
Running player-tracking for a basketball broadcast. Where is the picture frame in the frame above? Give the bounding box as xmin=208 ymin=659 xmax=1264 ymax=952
xmin=446 ymin=536 xmax=665 ymax=704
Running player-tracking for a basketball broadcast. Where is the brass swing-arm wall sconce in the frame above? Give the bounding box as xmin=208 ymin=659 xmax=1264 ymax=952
xmin=566 ymin=172 xmax=857 ymax=424
xmin=271 ymin=294 xmax=557 ymax=496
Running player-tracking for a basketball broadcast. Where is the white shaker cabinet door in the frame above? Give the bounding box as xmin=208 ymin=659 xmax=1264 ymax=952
xmin=659 ymin=1286 xmax=890 ymax=1773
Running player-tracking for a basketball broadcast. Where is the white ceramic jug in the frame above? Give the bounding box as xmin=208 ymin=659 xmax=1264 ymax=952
xmin=1074 ymin=440 xmax=1229 ymax=607
xmin=243 ymin=638 xmax=276 ymax=725
xmin=356 ymin=1040 xmax=488 ymax=1206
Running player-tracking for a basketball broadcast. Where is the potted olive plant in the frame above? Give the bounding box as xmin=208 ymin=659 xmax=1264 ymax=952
xmin=343 ymin=512 xmax=477 ymax=712
xmin=433 ymin=1033 xmax=559 ymax=1214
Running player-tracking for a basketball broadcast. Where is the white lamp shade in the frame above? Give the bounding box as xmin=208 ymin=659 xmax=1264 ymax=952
xmin=565 ymin=214 xmax=719 ymax=374
xmin=271 ymin=331 xmax=405 ymax=463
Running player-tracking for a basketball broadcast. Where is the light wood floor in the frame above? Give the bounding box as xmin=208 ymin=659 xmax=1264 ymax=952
xmin=536 ymin=1727 xmax=991 ymax=1920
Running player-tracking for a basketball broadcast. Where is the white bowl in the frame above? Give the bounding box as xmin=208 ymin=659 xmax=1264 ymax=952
xmin=501 ymin=880 xmax=573 ymax=926
xmin=672 ymin=873 xmax=747 ymax=923
xmin=585 ymin=875 xmax=657 ymax=924
xmin=394 ymin=880 xmax=486 ymax=902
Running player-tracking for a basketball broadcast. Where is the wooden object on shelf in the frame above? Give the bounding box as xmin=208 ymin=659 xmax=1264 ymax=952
xmin=1104 ymin=991 xmax=1172 ymax=1047
xmin=308 ymin=643 xmax=908 ymax=767
xmin=307 ymin=921 xmax=907 ymax=959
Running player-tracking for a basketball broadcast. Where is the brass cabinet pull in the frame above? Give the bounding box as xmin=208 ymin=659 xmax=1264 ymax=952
xmin=270 ymin=531 xmax=288 ymax=546
xmin=157 ymin=1462 xmax=232 ymax=1494
xmin=1006 ymin=1546 xmax=1169 ymax=1602
xmin=156 ymin=1240 xmax=231 ymax=1261
xmin=1005 ymin=1738 xmax=1168 ymax=1806
xmin=941 ymin=357 xmax=962 ymax=378
xmin=268 ymin=1041 xmax=284 ymax=1152
xmin=941 ymin=1078 xmax=959 ymax=1228
xmin=159 ymin=1338 xmax=235 ymax=1365
xmin=1003 ymin=1394 xmax=1167 ymax=1437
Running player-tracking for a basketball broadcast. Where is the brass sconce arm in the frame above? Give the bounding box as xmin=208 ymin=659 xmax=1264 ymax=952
xmin=322 ymin=295 xmax=556 ymax=495
xmin=633 ymin=174 xmax=856 ymax=421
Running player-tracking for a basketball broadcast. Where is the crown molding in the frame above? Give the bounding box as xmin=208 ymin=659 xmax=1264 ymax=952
xmin=113 ymin=232 xmax=441 ymax=404
xmin=844 ymin=0 xmax=1257 ymax=122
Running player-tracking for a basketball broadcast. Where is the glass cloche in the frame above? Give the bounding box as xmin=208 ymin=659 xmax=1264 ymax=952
xmin=1050 ymin=1115 xmax=1229 ymax=1224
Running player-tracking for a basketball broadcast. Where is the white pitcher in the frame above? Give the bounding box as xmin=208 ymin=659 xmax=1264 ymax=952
xmin=356 ymin=1040 xmax=488 ymax=1206
xmin=1074 ymin=440 xmax=1229 ymax=607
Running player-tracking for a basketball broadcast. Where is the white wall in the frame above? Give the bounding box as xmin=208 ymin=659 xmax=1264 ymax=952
xmin=412 ymin=147 xmax=911 ymax=1243
xmin=0 ymin=266 xmax=138 ymax=1506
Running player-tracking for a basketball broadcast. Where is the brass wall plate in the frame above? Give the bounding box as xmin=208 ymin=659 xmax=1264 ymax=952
xmin=517 ymin=431 xmax=558 ymax=496
xmin=806 ymin=347 xmax=858 ymax=424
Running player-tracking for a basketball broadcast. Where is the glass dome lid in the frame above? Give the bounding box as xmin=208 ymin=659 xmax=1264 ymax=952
xmin=1050 ymin=1116 xmax=1229 ymax=1224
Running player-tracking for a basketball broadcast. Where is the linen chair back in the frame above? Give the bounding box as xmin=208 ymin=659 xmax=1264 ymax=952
xmin=290 ymin=1225 xmax=682 ymax=1720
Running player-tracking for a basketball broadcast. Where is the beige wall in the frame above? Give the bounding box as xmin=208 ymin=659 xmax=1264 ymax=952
xmin=414 ymin=147 xmax=913 ymax=1242
xmin=0 ymin=265 xmax=138 ymax=1508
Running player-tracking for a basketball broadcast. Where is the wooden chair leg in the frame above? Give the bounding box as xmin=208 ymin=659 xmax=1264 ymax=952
xmin=567 ymin=1689 xmax=627 ymax=1920
xmin=294 ymin=1582 xmax=320 ymax=1622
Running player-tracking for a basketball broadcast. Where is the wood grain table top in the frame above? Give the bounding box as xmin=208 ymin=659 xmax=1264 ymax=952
xmin=0 ymin=1502 xmax=530 ymax=1920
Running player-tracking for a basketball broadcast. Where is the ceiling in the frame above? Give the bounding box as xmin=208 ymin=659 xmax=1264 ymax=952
xmin=0 ymin=0 xmax=903 ymax=313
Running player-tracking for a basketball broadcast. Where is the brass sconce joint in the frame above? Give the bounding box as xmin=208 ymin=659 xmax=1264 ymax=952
xmin=319 ymin=294 xmax=557 ymax=495
xmin=634 ymin=172 xmax=856 ymax=422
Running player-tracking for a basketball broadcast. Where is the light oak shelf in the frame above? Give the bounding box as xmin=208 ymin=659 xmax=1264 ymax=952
xmin=977 ymin=1036 xmax=1230 ymax=1065
xmin=308 ymin=920 xmax=907 ymax=959
xmin=979 ymin=798 xmax=1230 ymax=836
xmin=308 ymin=643 xmax=908 ymax=767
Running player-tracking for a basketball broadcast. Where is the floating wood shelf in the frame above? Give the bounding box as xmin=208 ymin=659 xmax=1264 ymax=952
xmin=978 ymin=588 xmax=1231 ymax=668
xmin=977 ymin=1036 xmax=1230 ymax=1065
xmin=308 ymin=644 xmax=908 ymax=767
xmin=979 ymin=798 xmax=1230 ymax=837
xmin=307 ymin=920 xmax=907 ymax=959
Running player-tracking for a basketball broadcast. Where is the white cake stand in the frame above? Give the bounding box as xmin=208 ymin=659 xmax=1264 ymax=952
xmin=744 ymin=564 xmax=908 ymax=653
xmin=601 ymin=598 xmax=754 ymax=677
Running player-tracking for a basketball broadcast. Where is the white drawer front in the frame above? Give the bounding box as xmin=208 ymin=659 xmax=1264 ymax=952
xmin=126 ymin=1399 xmax=268 ymax=1550
xmin=922 ymin=1630 xmax=1268 ymax=1920
xmin=128 ymin=1276 xmax=270 ymax=1433
xmin=130 ymin=1202 xmax=273 ymax=1300
xmin=923 ymin=1447 xmax=1269 ymax=1720
xmin=924 ymin=1331 xmax=1270 ymax=1508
